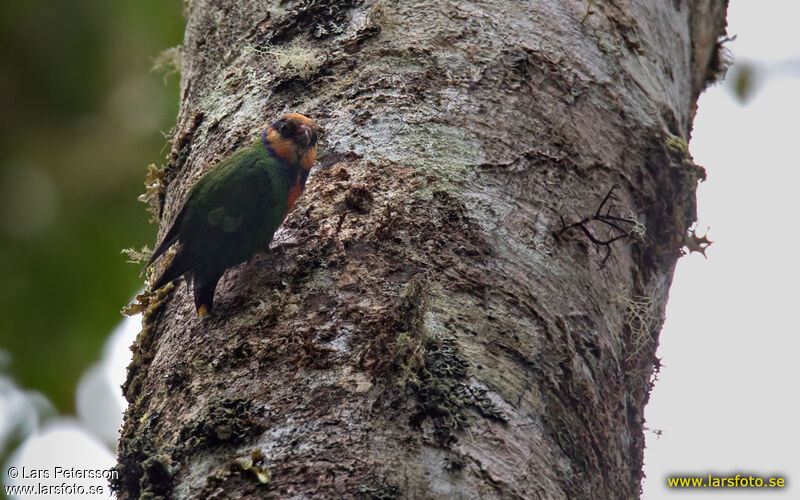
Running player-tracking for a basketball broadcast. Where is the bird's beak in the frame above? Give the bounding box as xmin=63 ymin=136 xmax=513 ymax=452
xmin=298 ymin=124 xmax=313 ymax=148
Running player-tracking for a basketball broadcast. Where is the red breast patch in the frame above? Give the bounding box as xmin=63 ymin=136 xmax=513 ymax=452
xmin=284 ymin=175 xmax=304 ymax=220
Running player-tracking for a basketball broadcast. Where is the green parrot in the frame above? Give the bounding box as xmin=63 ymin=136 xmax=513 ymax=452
xmin=146 ymin=113 xmax=320 ymax=316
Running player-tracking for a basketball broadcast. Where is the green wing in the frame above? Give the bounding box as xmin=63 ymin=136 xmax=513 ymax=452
xmin=150 ymin=143 xmax=285 ymax=288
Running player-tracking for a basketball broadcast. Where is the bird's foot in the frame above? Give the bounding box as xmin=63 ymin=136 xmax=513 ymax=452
xmin=197 ymin=305 xmax=214 ymax=318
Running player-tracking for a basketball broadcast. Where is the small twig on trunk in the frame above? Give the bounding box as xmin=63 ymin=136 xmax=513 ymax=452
xmin=558 ymin=185 xmax=641 ymax=268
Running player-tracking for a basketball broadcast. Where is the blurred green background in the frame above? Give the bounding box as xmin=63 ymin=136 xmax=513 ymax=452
xmin=0 ymin=0 xmax=183 ymax=414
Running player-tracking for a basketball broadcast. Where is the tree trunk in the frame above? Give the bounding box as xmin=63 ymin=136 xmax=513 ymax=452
xmin=116 ymin=0 xmax=728 ymax=498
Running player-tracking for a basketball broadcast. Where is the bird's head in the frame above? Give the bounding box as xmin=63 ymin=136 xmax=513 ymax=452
xmin=265 ymin=113 xmax=321 ymax=170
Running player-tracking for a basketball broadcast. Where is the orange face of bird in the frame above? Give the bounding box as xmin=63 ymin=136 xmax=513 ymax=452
xmin=265 ymin=113 xmax=321 ymax=170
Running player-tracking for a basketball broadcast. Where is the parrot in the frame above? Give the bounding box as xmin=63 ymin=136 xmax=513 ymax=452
xmin=146 ymin=113 xmax=320 ymax=317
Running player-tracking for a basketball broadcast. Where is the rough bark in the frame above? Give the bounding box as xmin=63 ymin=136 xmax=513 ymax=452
xmin=116 ymin=0 xmax=728 ymax=498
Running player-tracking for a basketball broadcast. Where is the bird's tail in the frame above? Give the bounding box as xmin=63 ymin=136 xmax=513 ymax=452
xmin=140 ymin=215 xmax=183 ymax=277
xmin=150 ymin=246 xmax=192 ymax=291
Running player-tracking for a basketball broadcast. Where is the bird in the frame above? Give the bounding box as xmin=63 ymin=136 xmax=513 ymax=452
xmin=146 ymin=113 xmax=320 ymax=317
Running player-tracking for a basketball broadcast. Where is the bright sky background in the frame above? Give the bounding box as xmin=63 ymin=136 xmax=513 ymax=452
xmin=642 ymin=1 xmax=800 ymax=498
xmin=2 ymin=1 xmax=799 ymax=498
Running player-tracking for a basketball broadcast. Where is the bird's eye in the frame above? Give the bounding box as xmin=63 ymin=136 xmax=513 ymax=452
xmin=278 ymin=121 xmax=289 ymax=134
